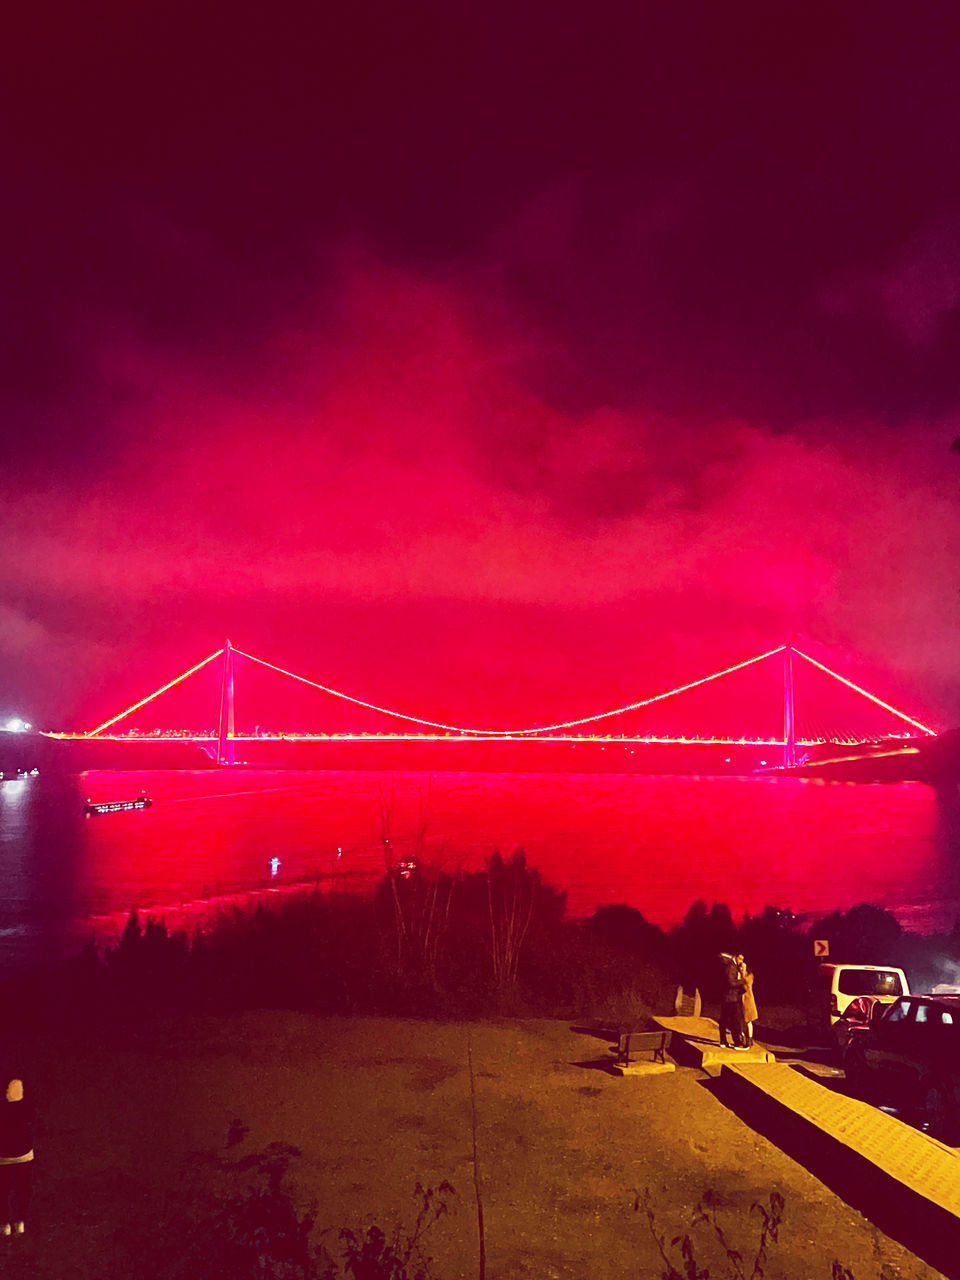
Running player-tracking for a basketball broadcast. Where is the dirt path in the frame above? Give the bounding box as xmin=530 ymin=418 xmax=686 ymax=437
xmin=1 ymin=1013 xmax=945 ymax=1278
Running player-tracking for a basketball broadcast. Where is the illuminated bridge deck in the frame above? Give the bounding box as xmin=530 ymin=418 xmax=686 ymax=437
xmin=721 ymin=1061 xmax=960 ymax=1276
xmin=56 ymin=638 xmax=937 ymax=767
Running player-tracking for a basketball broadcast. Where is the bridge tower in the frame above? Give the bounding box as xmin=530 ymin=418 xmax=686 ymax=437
xmin=217 ymin=639 xmax=236 ymax=766
xmin=783 ymin=642 xmax=797 ymax=770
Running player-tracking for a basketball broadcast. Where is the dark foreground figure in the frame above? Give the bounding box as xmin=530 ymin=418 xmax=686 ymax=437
xmin=0 ymin=1079 xmax=34 ymax=1237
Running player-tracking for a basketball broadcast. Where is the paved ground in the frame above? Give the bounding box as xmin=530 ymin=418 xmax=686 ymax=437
xmin=0 ymin=1012 xmax=947 ymax=1278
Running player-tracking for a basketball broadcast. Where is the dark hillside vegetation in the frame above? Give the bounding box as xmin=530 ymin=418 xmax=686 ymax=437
xmin=2 ymin=851 xmax=956 ymax=1030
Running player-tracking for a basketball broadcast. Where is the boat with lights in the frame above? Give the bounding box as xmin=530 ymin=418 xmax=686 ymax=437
xmin=84 ymin=794 xmax=153 ymax=815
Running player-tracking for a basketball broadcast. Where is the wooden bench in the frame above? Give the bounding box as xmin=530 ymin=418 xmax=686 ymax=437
xmin=616 ymin=1028 xmax=669 ymax=1067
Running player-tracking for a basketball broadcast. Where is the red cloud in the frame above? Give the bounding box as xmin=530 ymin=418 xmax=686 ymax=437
xmin=1 ymin=259 xmax=957 ymax=726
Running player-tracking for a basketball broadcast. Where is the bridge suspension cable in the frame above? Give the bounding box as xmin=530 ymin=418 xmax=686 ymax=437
xmin=77 ymin=640 xmax=937 ymax=742
xmin=232 ymin=647 xmax=516 ymax=736
xmin=233 ymin=643 xmax=790 ymax=737
xmin=791 ymin=647 xmax=934 ymax=735
xmin=500 ymin=645 xmax=792 ymax=735
xmin=87 ymin=648 xmax=225 ymax=736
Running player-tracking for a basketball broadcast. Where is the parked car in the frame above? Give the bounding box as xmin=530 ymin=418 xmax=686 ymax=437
xmin=809 ymin=963 xmax=908 ymax=1027
xmin=834 ymin=994 xmax=881 ymax=1058
xmin=843 ymin=994 xmax=960 ymax=1143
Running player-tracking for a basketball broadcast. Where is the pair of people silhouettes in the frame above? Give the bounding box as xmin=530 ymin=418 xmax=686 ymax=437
xmin=0 ymin=1079 xmax=33 ymax=1237
xmin=719 ymin=952 xmax=757 ymax=1049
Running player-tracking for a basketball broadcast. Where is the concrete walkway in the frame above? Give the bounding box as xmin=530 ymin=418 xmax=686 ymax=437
xmin=653 ymin=1010 xmax=960 ymax=1273
xmin=653 ymin=1014 xmax=774 ymax=1067
xmin=721 ymin=1060 xmax=959 ymax=1277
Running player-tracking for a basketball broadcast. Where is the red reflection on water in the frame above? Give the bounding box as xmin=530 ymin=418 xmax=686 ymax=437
xmin=70 ymin=769 xmax=960 ymax=936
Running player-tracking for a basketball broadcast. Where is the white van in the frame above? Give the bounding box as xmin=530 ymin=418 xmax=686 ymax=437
xmin=810 ymin=963 xmax=909 ymax=1026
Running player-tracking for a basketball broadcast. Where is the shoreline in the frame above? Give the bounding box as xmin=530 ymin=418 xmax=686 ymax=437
xmin=4 ymin=766 xmax=960 ymax=980
xmin=0 ymin=863 xmax=956 ymax=983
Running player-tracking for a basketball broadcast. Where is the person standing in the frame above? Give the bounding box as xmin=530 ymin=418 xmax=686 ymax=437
xmin=718 ymin=953 xmax=749 ymax=1049
xmin=0 ymin=1079 xmax=34 ymax=1237
xmin=737 ymin=954 xmax=758 ymax=1042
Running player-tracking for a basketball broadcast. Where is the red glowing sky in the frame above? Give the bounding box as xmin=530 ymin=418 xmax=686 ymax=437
xmin=1 ymin=2 xmax=959 ymax=730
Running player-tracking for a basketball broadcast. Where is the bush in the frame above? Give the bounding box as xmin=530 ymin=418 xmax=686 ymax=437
xmin=38 ymin=860 xmax=960 ymax=1029
xmin=108 ymin=1127 xmax=455 ymax=1280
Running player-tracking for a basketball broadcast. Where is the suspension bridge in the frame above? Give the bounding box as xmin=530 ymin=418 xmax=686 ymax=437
xmin=45 ymin=640 xmax=937 ymax=770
